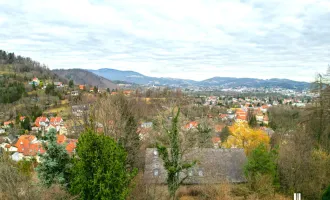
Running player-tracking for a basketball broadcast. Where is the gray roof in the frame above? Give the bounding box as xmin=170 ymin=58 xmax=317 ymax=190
xmin=144 ymin=148 xmax=247 ymax=184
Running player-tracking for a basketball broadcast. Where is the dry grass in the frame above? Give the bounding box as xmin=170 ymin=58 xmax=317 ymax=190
xmin=176 ymin=184 xmax=290 ymax=200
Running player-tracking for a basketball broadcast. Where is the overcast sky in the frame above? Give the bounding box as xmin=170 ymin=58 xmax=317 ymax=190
xmin=1 ymin=0 xmax=330 ymax=82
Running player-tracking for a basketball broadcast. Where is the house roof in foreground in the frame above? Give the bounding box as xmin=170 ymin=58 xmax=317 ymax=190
xmin=144 ymin=148 xmax=247 ymax=184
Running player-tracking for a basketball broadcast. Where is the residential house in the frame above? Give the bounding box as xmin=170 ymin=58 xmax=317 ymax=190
xmin=13 ymin=134 xmax=78 ymax=162
xmin=72 ymin=104 xmax=89 ymax=117
xmin=144 ymin=148 xmax=247 ymax=184
xmin=0 ymin=143 xmax=17 ymax=152
xmin=49 ymin=116 xmax=63 ymax=131
xmin=0 ymin=128 xmax=5 ymax=134
xmin=214 ymin=124 xmax=224 ymax=134
xmin=219 ymin=114 xmax=228 ymax=121
xmin=235 ymin=109 xmax=247 ymax=123
xmin=185 ymin=121 xmax=199 ymax=130
xmin=212 ymin=137 xmax=221 ymax=148
xmin=124 ymin=90 xmax=132 ymax=96
xmin=256 ymin=111 xmax=264 ymax=123
xmin=71 ymin=90 xmax=79 ymax=96
xmin=35 ymin=116 xmax=49 ymax=127
xmin=54 ymin=82 xmax=63 ymax=87
xmin=29 ymin=77 xmax=40 ymax=86
xmin=79 ymin=85 xmax=85 ymax=90
xmin=263 ymin=115 xmax=269 ymax=125
xmin=3 ymin=121 xmax=14 ymax=129
xmin=59 ymin=126 xmax=68 ymax=135
xmin=20 ymin=116 xmax=26 ymax=122
xmin=261 ymin=105 xmax=268 ymax=113
xmin=141 ymin=122 xmax=153 ymax=129
xmin=14 ymin=135 xmax=45 ymax=161
xmin=65 ymin=139 xmax=78 ymax=155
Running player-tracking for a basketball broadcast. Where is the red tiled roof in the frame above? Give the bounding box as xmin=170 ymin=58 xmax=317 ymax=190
xmin=15 ymin=134 xmax=78 ymax=156
xmin=236 ymin=115 xmax=247 ymax=121
xmin=20 ymin=116 xmax=26 ymax=121
xmin=35 ymin=116 xmax=48 ymax=127
xmin=79 ymin=85 xmax=85 ymax=90
xmin=215 ymin=124 xmax=225 ymax=132
xmin=4 ymin=121 xmax=13 ymax=125
xmin=212 ymin=137 xmax=221 ymax=144
xmin=219 ymin=114 xmax=228 ymax=119
xmin=66 ymin=139 xmax=77 ymax=154
xmin=57 ymin=135 xmax=67 ymax=144
xmin=185 ymin=121 xmax=199 ymax=129
xmin=15 ymin=135 xmax=38 ymax=154
xmin=23 ymin=142 xmax=45 ymax=156
xmin=5 ymin=144 xmax=11 ymax=148
xmin=50 ymin=117 xmax=63 ymax=125
xmin=262 ymin=105 xmax=269 ymax=109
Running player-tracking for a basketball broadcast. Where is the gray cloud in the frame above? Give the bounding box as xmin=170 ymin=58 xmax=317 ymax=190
xmin=0 ymin=0 xmax=329 ymax=81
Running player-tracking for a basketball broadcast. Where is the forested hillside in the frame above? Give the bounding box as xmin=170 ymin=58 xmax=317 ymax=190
xmin=53 ymin=69 xmax=117 ymax=90
xmin=0 ymin=50 xmax=66 ymax=104
xmin=0 ymin=50 xmax=68 ymax=122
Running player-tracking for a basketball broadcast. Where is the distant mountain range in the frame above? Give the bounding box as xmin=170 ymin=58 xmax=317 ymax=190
xmin=89 ymin=68 xmax=310 ymax=90
xmin=53 ymin=69 xmax=117 ymax=90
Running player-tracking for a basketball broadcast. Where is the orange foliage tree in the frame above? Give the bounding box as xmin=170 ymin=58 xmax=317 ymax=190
xmin=223 ymin=122 xmax=270 ymax=155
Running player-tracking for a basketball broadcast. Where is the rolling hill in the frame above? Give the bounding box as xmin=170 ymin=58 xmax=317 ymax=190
xmin=89 ymin=68 xmax=310 ymax=90
xmin=88 ymin=68 xmax=196 ymax=86
xmin=52 ymin=69 xmax=117 ymax=90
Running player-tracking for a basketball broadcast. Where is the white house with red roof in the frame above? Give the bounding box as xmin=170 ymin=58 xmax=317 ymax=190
xmin=185 ymin=121 xmax=199 ymax=130
xmin=19 ymin=116 xmax=26 ymax=122
xmin=35 ymin=116 xmax=49 ymax=127
xmin=50 ymin=117 xmax=63 ymax=126
xmin=29 ymin=77 xmax=40 ymax=86
xmin=3 ymin=121 xmax=14 ymax=129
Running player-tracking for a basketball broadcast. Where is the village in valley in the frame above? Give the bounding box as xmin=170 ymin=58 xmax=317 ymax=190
xmin=0 ymin=50 xmax=329 ymax=200
xmin=0 ymin=75 xmax=308 ymax=163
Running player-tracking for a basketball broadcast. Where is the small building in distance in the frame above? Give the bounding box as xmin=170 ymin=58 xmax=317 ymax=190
xmin=144 ymin=148 xmax=247 ymax=185
xmin=71 ymin=90 xmax=79 ymax=96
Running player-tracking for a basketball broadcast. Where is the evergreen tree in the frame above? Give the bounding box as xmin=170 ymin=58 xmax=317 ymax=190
xmin=106 ymin=88 xmax=110 ymax=93
xmin=69 ymin=80 xmax=74 ymax=88
xmin=322 ymin=185 xmax=330 ymax=200
xmin=36 ymin=129 xmax=71 ymax=188
xmin=93 ymin=86 xmax=98 ymax=93
xmin=21 ymin=117 xmax=31 ymax=131
xmin=249 ymin=115 xmax=258 ymax=128
xmin=32 ymin=82 xmax=37 ymax=90
xmin=220 ymin=126 xmax=230 ymax=143
xmin=244 ymin=144 xmax=277 ymax=191
xmin=70 ymin=129 xmax=137 ymax=200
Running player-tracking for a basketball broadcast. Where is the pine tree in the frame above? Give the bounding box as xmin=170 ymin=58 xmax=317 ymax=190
xmin=69 ymin=80 xmax=74 ymax=88
xmin=36 ymin=129 xmax=71 ymax=188
xmin=70 ymin=129 xmax=137 ymax=200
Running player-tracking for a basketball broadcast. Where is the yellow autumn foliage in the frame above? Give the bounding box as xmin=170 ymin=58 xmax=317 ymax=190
xmin=223 ymin=122 xmax=270 ymax=155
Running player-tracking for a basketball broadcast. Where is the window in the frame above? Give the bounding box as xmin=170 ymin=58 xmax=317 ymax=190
xmin=153 ymin=169 xmax=159 ymax=177
xmin=198 ymin=169 xmax=204 ymax=177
